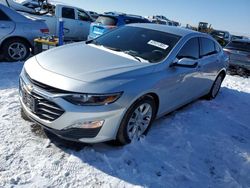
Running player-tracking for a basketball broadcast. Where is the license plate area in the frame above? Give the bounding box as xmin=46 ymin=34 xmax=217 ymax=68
xmin=93 ymin=26 xmax=104 ymax=34
xmin=22 ymin=90 xmax=37 ymax=113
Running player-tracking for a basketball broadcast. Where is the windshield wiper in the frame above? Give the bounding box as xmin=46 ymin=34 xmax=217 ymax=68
xmin=102 ymin=47 xmax=142 ymax=62
xmin=123 ymin=50 xmax=142 ymax=62
xmin=85 ymin=39 xmax=100 ymax=45
xmin=104 ymin=46 xmax=122 ymax=52
xmin=89 ymin=44 xmax=147 ymax=62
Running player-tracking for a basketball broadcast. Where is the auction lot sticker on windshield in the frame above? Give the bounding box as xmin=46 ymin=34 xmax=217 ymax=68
xmin=147 ymin=40 xmax=169 ymax=50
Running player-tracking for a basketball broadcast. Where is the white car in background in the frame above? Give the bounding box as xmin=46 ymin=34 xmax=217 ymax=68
xmin=0 ymin=4 xmax=48 ymax=61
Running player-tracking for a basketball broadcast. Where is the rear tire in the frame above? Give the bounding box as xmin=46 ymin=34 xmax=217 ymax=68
xmin=116 ymin=96 xmax=156 ymax=145
xmin=206 ymin=73 xmax=224 ymax=100
xmin=3 ymin=38 xmax=30 ymax=62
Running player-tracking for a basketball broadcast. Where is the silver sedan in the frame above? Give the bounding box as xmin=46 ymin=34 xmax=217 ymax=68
xmin=19 ymin=24 xmax=228 ymax=144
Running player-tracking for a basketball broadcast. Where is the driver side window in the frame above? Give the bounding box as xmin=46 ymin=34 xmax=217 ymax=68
xmin=62 ymin=7 xmax=75 ymax=20
xmin=177 ymin=38 xmax=199 ymax=60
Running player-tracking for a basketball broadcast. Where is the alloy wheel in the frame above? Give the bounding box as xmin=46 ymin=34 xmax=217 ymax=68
xmin=127 ymin=103 xmax=153 ymax=140
xmin=8 ymin=42 xmax=27 ymax=61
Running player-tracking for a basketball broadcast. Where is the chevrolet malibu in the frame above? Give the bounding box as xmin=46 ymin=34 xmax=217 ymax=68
xmin=19 ymin=24 xmax=228 ymax=145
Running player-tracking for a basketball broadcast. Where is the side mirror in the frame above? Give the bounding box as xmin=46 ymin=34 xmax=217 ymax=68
xmin=171 ymin=58 xmax=198 ymax=68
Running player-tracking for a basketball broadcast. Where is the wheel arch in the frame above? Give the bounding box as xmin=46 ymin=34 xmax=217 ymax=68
xmin=145 ymin=92 xmax=160 ymax=116
xmin=0 ymin=36 xmax=32 ymax=50
xmin=218 ymin=68 xmax=227 ymax=80
xmin=115 ymin=91 xmax=160 ymax=144
xmin=130 ymin=92 xmax=160 ymax=117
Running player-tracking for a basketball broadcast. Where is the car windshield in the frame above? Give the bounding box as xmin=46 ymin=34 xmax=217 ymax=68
xmin=225 ymin=41 xmax=250 ymax=52
xmin=88 ymin=26 xmax=181 ymax=63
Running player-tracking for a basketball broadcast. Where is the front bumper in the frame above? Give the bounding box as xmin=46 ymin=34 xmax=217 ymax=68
xmin=19 ymin=72 xmax=126 ymax=143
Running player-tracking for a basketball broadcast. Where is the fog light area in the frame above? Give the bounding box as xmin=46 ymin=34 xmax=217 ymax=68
xmin=66 ymin=120 xmax=104 ymax=129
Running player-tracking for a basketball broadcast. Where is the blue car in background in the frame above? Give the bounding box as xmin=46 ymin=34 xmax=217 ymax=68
xmin=88 ymin=12 xmax=151 ymax=40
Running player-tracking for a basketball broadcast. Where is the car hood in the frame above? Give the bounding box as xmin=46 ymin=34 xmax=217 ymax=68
xmin=35 ymin=42 xmax=150 ymax=82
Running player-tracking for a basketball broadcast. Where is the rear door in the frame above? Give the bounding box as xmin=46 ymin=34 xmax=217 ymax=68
xmin=75 ymin=9 xmax=92 ymax=41
xmin=198 ymin=37 xmax=220 ymax=92
xmin=0 ymin=9 xmax=15 ymax=40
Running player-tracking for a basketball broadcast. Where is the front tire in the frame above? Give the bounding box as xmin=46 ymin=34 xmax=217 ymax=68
xmin=116 ymin=96 xmax=157 ymax=145
xmin=3 ymin=39 xmax=30 ymax=62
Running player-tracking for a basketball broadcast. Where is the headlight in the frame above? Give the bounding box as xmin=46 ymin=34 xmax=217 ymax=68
xmin=63 ymin=93 xmax=122 ymax=106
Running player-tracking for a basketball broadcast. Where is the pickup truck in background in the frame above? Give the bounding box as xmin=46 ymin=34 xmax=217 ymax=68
xmin=21 ymin=4 xmax=94 ymax=41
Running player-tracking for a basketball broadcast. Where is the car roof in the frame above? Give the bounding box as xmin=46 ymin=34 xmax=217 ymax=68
xmin=231 ymin=39 xmax=250 ymax=43
xmin=128 ymin=23 xmax=200 ymax=37
xmin=212 ymin=29 xmax=229 ymax=34
xmin=103 ymin=12 xmax=126 ymax=16
xmin=101 ymin=12 xmax=146 ymax=19
xmin=0 ymin=4 xmax=30 ymax=22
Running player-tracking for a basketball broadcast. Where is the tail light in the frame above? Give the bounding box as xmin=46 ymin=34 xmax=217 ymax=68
xmin=106 ymin=25 xmax=116 ymax=29
xmin=40 ymin=28 xmax=49 ymax=34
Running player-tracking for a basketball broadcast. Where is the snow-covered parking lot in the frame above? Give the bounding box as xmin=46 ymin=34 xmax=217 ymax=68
xmin=0 ymin=62 xmax=250 ymax=188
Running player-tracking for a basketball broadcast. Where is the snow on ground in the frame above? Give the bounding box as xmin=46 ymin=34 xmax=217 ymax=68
xmin=0 ymin=62 xmax=250 ymax=188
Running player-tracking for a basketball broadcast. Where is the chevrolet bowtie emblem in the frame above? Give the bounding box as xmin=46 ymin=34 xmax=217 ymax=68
xmin=25 ymin=84 xmax=34 ymax=93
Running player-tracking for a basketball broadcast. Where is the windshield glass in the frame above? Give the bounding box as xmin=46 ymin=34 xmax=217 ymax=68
xmin=225 ymin=41 xmax=250 ymax=52
xmin=89 ymin=26 xmax=181 ymax=63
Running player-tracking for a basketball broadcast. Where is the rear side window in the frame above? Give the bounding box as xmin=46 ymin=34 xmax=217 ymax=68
xmin=225 ymin=41 xmax=250 ymax=52
xmin=177 ymin=38 xmax=199 ymax=60
xmin=0 ymin=10 xmax=10 ymax=21
xmin=200 ymin=38 xmax=216 ymax=57
xmin=95 ymin=16 xmax=117 ymax=26
xmin=62 ymin=7 xmax=75 ymax=19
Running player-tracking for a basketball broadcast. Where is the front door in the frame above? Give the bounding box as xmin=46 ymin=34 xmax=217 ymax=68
xmin=158 ymin=37 xmax=203 ymax=115
xmin=198 ymin=37 xmax=221 ymax=93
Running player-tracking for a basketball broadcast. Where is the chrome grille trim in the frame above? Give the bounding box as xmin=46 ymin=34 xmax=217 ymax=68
xmin=31 ymin=92 xmax=65 ymax=122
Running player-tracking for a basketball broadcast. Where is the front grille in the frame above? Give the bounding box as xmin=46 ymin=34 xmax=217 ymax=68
xmin=31 ymin=92 xmax=65 ymax=122
xmin=22 ymin=71 xmax=66 ymax=122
